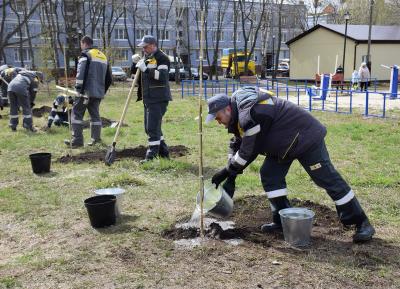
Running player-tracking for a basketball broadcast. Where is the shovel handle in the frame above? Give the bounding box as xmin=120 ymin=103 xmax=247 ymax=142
xmin=112 ymin=69 xmax=141 ymax=144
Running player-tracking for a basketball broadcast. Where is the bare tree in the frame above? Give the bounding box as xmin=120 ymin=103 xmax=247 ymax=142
xmin=0 ymin=0 xmax=43 ymax=63
xmin=238 ymin=0 xmax=267 ymax=75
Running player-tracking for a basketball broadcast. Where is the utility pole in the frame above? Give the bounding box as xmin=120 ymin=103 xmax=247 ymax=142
xmin=366 ymin=0 xmax=374 ymax=72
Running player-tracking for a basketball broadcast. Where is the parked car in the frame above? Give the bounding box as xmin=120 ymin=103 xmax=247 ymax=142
xmin=169 ymin=67 xmax=185 ymax=81
xmin=111 ymin=66 xmax=127 ymax=81
xmin=184 ymin=67 xmax=209 ymax=80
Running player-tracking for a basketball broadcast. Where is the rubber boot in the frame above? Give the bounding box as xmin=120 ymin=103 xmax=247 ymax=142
xmin=90 ymin=123 xmax=102 ymax=144
xmin=159 ymin=140 xmax=169 ymax=159
xmin=261 ymin=196 xmax=291 ymax=233
xmin=64 ymin=139 xmax=83 ymax=149
xmin=336 ymin=197 xmax=375 ymax=243
xmin=140 ymin=145 xmax=159 ymax=164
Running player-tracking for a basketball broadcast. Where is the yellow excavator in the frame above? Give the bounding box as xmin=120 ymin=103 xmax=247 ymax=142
xmin=221 ymin=48 xmax=256 ymax=78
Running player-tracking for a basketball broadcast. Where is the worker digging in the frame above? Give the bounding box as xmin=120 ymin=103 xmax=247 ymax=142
xmin=206 ymin=86 xmax=375 ymax=243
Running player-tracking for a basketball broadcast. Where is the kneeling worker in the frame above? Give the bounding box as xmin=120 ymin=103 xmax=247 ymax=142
xmin=47 ymin=95 xmax=73 ymax=128
xmin=206 ymin=86 xmax=375 ymax=243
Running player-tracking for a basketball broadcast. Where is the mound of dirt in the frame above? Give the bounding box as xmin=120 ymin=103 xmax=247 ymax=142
xmin=57 ymin=145 xmax=189 ymax=164
xmin=163 ymin=196 xmax=341 ymax=248
xmin=32 ymin=105 xmax=52 ymax=117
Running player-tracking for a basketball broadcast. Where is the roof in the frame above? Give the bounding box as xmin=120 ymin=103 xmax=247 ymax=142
xmin=286 ymin=24 xmax=400 ymax=45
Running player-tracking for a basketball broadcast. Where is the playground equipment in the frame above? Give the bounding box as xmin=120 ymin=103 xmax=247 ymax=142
xmin=307 ymin=55 xmax=340 ymax=100
xmin=381 ymin=64 xmax=399 ymax=99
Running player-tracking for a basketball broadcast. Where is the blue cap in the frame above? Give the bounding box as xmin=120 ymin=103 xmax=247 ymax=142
xmin=137 ymin=35 xmax=157 ymax=47
xmin=205 ymin=93 xmax=230 ymax=123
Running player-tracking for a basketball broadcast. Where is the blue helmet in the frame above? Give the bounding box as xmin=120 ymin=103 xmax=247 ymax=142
xmin=55 ymin=95 xmax=66 ymax=106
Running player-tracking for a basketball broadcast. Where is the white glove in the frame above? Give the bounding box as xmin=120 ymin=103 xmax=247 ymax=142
xmin=136 ymin=59 xmax=147 ymax=72
xmin=132 ymin=54 xmax=141 ymax=63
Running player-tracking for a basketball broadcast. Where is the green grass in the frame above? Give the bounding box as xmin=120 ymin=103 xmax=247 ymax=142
xmin=0 ymin=82 xmax=399 ymax=288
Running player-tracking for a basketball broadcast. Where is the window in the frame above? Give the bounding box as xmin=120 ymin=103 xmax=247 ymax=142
xmin=281 ymin=32 xmax=287 ymax=43
xmin=212 ymin=30 xmax=224 ymax=42
xmin=136 ymin=29 xmax=149 ymax=40
xmin=231 ymin=31 xmax=241 ymax=42
xmin=159 ymin=8 xmax=167 ymax=19
xmin=116 ymin=49 xmax=128 ymax=61
xmin=94 ymin=28 xmax=102 ymax=40
xmin=159 ymin=30 xmax=170 ymax=41
xmin=12 ymin=1 xmax=25 ymax=13
xmin=195 ymin=30 xmax=201 ymax=41
xmin=115 ymin=28 xmax=127 ymax=40
xmin=11 ymin=25 xmax=28 ymax=38
xmin=14 ymin=49 xmax=31 ymax=62
xmin=282 ymin=16 xmax=287 ymax=26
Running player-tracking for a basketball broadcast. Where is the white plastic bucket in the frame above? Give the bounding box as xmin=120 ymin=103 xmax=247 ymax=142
xmin=196 ymin=182 xmax=233 ymax=218
xmin=279 ymin=207 xmax=315 ymax=247
xmin=95 ymin=188 xmax=125 ymax=217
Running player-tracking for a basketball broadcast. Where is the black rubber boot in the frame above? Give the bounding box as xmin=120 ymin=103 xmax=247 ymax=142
xmin=64 ymin=139 xmax=83 ymax=148
xmin=261 ymin=196 xmax=291 ymax=233
xmin=159 ymin=140 xmax=169 ymax=159
xmin=140 ymin=145 xmax=159 ymax=164
xmin=353 ymin=218 xmax=375 ymax=243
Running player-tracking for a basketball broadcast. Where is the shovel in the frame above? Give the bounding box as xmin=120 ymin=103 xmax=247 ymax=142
xmin=104 ymin=69 xmax=141 ymax=166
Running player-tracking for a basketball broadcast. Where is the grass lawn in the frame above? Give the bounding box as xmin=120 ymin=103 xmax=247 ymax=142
xmin=0 ymin=81 xmax=399 ymax=288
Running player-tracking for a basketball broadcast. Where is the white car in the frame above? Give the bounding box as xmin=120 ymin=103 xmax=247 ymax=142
xmin=111 ymin=66 xmax=127 ymax=81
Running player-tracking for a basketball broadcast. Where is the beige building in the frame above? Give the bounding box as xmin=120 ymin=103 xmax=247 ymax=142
xmin=286 ymin=24 xmax=400 ymax=81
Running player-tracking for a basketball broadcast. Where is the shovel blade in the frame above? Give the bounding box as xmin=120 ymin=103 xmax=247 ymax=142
xmin=104 ymin=147 xmax=116 ymax=166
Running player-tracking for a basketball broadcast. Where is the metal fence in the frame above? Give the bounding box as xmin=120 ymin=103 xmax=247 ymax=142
xmin=181 ymin=78 xmax=399 ymax=119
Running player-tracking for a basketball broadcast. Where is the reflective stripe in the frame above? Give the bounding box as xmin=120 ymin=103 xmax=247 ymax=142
xmin=1 ymin=97 xmax=8 ymax=100
xmin=228 ymin=153 xmax=233 ymax=160
xmin=233 ymin=152 xmax=247 ymax=166
xmin=71 ymin=119 xmax=83 ymax=124
xmin=157 ymin=65 xmax=168 ymax=70
xmin=266 ymin=188 xmax=288 ymax=199
xmin=78 ymin=57 xmax=87 ymax=63
xmin=90 ymin=121 xmax=102 ymax=126
xmin=91 ymin=58 xmax=107 ymax=65
xmin=335 ymin=190 xmax=355 ymax=206
xmin=147 ymin=64 xmax=157 ymax=68
xmin=9 ymin=115 xmax=19 ymax=119
xmin=23 ymin=114 xmax=32 ymax=118
xmin=244 ymin=124 xmax=260 ymax=137
xmin=76 ymin=79 xmax=84 ymax=84
xmin=154 ymin=70 xmax=160 ymax=80
xmin=149 ymin=140 xmax=161 ymax=146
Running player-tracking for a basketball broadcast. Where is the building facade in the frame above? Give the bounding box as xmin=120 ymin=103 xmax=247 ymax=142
xmin=1 ymin=0 xmax=306 ymax=72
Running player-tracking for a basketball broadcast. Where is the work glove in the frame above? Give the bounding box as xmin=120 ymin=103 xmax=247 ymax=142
xmin=132 ymin=54 xmax=141 ymax=64
xmin=67 ymin=96 xmax=74 ymax=105
xmin=211 ymin=168 xmax=230 ymax=189
xmin=222 ymin=175 xmax=236 ymax=198
xmin=136 ymin=59 xmax=147 ymax=72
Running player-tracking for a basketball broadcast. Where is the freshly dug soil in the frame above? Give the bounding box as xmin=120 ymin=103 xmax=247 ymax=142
xmin=163 ymin=196 xmax=342 ymax=248
xmin=57 ymin=145 xmax=189 ymax=164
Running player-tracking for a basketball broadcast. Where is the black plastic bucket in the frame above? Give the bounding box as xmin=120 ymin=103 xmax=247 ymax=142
xmin=84 ymin=195 xmax=116 ymax=228
xmin=29 ymin=153 xmax=51 ymax=174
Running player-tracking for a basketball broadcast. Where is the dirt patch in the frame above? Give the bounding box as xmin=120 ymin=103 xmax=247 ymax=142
xmin=32 ymin=105 xmax=52 ymax=117
xmin=163 ymin=196 xmax=343 ymax=248
xmin=57 ymin=145 xmax=189 ymax=164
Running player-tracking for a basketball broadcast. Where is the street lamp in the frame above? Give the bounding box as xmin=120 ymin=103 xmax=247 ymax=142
xmin=342 ymin=11 xmax=350 ymax=78
xmin=367 ymin=0 xmax=374 ymax=72
xmin=272 ymin=35 xmax=276 ymax=82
